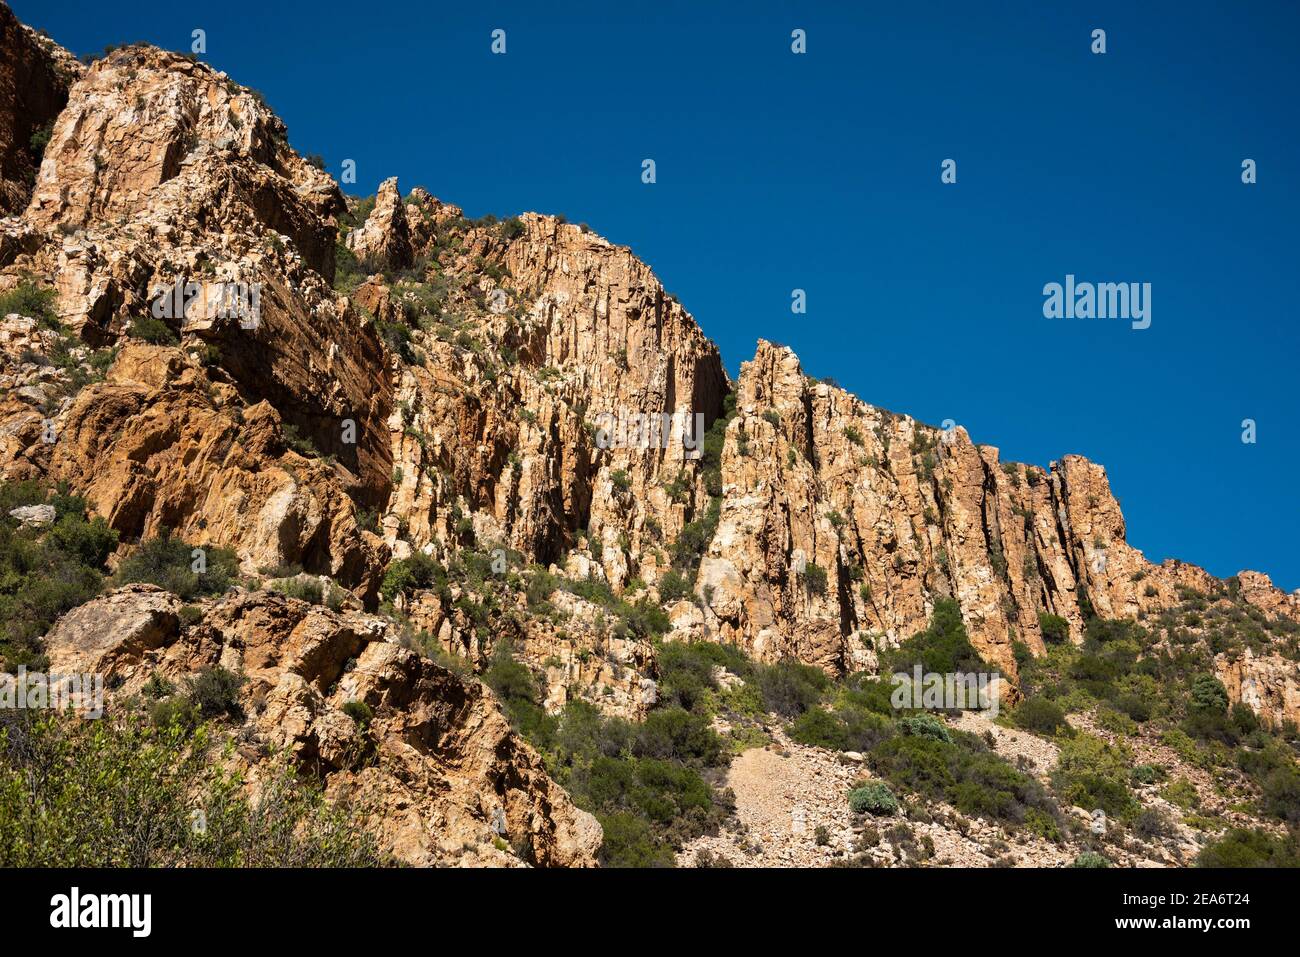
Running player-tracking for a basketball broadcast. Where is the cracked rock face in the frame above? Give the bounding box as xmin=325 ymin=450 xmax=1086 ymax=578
xmin=1217 ymin=647 xmax=1300 ymax=730
xmin=0 ymin=3 xmax=81 ymax=215
xmin=42 ymin=585 xmax=601 ymax=867
xmin=3 ymin=1 xmax=1300 ymax=868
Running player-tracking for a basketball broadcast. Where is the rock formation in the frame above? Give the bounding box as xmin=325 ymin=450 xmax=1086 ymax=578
xmin=0 ymin=5 xmax=80 ymax=215
xmin=1217 ymin=647 xmax=1300 ymax=730
xmin=3 ymin=13 xmax=1297 ymax=682
xmin=43 ymin=584 xmax=602 ymax=866
xmin=3 ymin=0 xmax=1299 ymax=866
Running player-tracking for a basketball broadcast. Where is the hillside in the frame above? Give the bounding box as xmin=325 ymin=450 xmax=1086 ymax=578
xmin=1 ymin=2 xmax=1297 ymax=869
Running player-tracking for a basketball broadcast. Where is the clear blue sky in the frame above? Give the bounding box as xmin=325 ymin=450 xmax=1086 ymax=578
xmin=15 ymin=0 xmax=1300 ymax=592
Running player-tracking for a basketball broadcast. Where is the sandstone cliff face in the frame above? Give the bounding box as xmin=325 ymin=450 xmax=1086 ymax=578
xmin=0 ymin=2 xmax=80 ymax=215
xmin=1 ymin=44 xmax=392 ymax=581
xmin=405 ymin=583 xmax=660 ymax=721
xmin=42 ymin=585 xmax=601 ymax=867
xmin=1217 ymin=648 xmax=1300 ymax=730
xmin=2 ymin=11 xmax=1298 ymax=719
xmin=43 ymin=343 xmax=388 ymax=594
xmin=687 ymin=341 xmax=1286 ymax=681
xmin=363 ymin=196 xmax=729 ymax=586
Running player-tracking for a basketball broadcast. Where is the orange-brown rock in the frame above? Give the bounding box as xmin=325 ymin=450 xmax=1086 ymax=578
xmin=1 ymin=9 xmax=1296 ymax=701
xmin=1216 ymin=648 xmax=1300 ymax=730
xmin=691 ymin=341 xmax=1300 ymax=680
xmin=346 ymin=176 xmax=412 ymax=270
xmin=374 ymin=199 xmax=729 ymax=588
xmin=405 ymin=584 xmax=659 ymax=720
xmin=42 ymin=584 xmax=602 ymax=867
xmin=44 ymin=343 xmax=388 ymax=595
xmin=0 ymin=2 xmax=81 ymax=214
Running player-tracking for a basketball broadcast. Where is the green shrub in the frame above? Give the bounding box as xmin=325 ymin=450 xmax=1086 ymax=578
xmin=789 ymin=700 xmax=894 ymax=754
xmin=187 ymin=666 xmax=245 ymax=720
xmin=1114 ymin=692 xmax=1153 ymax=723
xmin=29 ymin=121 xmax=54 ymax=161
xmin=1130 ymin=764 xmax=1164 ymax=786
xmin=376 ymin=316 xmax=415 ymax=362
xmin=869 ymin=731 xmax=1054 ymax=825
xmin=1070 ymin=852 xmax=1110 ymax=868
xmin=127 ymin=314 xmax=178 ymax=344
xmin=634 ymin=707 xmax=721 ymax=767
xmin=1013 ymin=697 xmax=1069 ymax=736
xmin=1196 ymin=828 xmax=1300 ymax=867
xmin=268 ymin=576 xmax=323 ymax=604
xmin=789 ymin=707 xmax=850 ymax=750
xmin=1189 ymin=673 xmax=1229 ymax=714
xmin=0 ymin=281 xmax=59 ymax=328
xmin=898 ymin=713 xmax=953 ymax=743
xmin=0 ymin=482 xmax=118 ymax=669
xmin=804 ymin=562 xmax=829 ymax=596
xmin=1230 ymin=702 xmax=1259 ymax=735
xmin=0 ymin=712 xmax=387 ymax=866
xmin=670 ymin=497 xmax=721 ymax=573
xmin=842 ymin=676 xmax=897 ymax=715
xmin=1038 ymin=612 xmax=1069 ymax=645
xmin=115 ymin=531 xmax=238 ymax=599
xmin=658 ymin=569 xmax=693 ymax=604
xmin=342 ymin=700 xmax=373 ymax=728
xmin=654 ymin=640 xmax=749 ymax=714
xmin=1260 ymin=766 xmax=1300 ymax=824
xmin=595 ymin=811 xmax=674 ymax=868
xmin=848 ymin=782 xmax=898 ymax=816
xmin=1051 ymin=734 xmax=1138 ymax=818
xmin=1095 ymin=704 xmax=1138 ymax=736
xmin=886 ymin=598 xmax=990 ymax=676
xmin=380 ymin=552 xmax=447 ymax=602
xmin=535 ymin=691 xmax=734 ymax=870
xmin=754 ymin=659 xmax=829 ymax=717
xmin=482 ymin=646 xmax=557 ymax=749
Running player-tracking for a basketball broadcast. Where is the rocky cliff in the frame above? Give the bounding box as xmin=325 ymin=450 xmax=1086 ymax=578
xmin=0 ymin=4 xmax=80 ymax=215
xmin=2 ymin=6 xmax=1297 ymax=682
xmin=1 ymin=1 xmax=1297 ymax=866
xmin=42 ymin=584 xmax=601 ymax=866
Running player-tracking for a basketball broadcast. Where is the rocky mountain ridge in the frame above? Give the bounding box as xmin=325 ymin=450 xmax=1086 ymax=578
xmin=1 ymin=3 xmax=1298 ymax=867
xmin=3 ymin=9 xmax=1298 ymax=692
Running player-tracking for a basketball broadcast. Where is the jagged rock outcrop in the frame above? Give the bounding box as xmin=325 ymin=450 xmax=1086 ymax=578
xmin=1217 ymin=648 xmax=1300 ymax=730
xmin=0 ymin=2 xmax=81 ymax=214
xmin=372 ymin=194 xmax=729 ymax=586
xmin=1 ymin=4 xmax=1296 ymax=700
xmin=39 ymin=343 xmax=388 ymax=594
xmin=3 ymin=45 xmax=388 ymax=487
xmin=1234 ymin=570 xmax=1300 ymax=622
xmin=406 ymin=584 xmax=659 ymax=720
xmin=346 ymin=176 xmax=412 ymax=270
xmin=1 ymin=44 xmax=393 ymax=583
xmin=691 ymin=341 xmax=1297 ymax=680
xmin=43 ymin=584 xmax=602 ymax=867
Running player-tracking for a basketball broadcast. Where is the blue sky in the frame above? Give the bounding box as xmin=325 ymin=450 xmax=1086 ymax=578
xmin=16 ymin=1 xmax=1300 ymax=591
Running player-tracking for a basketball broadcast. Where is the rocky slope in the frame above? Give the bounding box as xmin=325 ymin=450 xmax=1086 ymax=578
xmin=3 ymin=14 xmax=1295 ymax=679
xmin=42 ymin=583 xmax=601 ymax=866
xmin=0 ymin=2 xmax=1297 ymax=867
